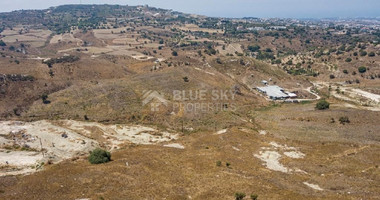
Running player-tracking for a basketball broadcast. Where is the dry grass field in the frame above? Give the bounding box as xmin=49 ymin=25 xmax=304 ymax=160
xmin=1 ymin=101 xmax=379 ymax=199
xmin=1 ymin=28 xmax=52 ymax=48
xmin=0 ymin=4 xmax=379 ymax=200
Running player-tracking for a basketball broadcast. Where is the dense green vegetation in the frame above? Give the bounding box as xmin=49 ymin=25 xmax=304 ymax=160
xmin=43 ymin=55 xmax=80 ymax=67
xmin=88 ymin=148 xmax=111 ymax=164
xmin=316 ymin=99 xmax=330 ymax=110
xmin=358 ymin=66 xmax=367 ymax=73
xmin=0 ymin=40 xmax=6 ymax=46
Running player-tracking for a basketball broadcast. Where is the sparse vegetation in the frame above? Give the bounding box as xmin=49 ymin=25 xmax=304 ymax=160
xmin=0 ymin=4 xmax=379 ymax=200
xmin=339 ymin=116 xmax=350 ymax=124
xmin=250 ymin=194 xmax=258 ymax=200
xmin=235 ymin=192 xmax=246 ymax=200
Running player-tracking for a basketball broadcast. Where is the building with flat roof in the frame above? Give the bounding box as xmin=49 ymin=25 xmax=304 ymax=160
xmin=257 ymin=85 xmax=297 ymax=100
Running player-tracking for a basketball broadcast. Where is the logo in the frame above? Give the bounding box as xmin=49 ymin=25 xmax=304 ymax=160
xmin=142 ymin=90 xmax=168 ymax=112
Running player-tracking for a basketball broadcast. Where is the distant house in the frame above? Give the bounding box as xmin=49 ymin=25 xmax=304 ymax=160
xmin=257 ymin=85 xmax=297 ymax=100
xmin=247 ymin=27 xmax=265 ymax=31
xmin=269 ymin=26 xmax=287 ymax=30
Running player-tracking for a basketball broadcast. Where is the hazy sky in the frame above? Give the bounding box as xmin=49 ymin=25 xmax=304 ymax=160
xmin=0 ymin=0 xmax=379 ymax=18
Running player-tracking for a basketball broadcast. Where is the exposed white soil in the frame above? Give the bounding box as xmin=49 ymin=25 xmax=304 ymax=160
xmin=284 ymin=151 xmax=305 ymax=159
xmin=351 ymin=88 xmax=380 ymax=103
xmin=194 ymin=67 xmax=216 ymax=76
xmin=50 ymin=33 xmax=83 ymax=45
xmin=254 ymin=151 xmax=290 ymax=173
xmin=216 ymin=129 xmax=227 ymax=135
xmin=0 ymin=151 xmax=43 ymax=166
xmin=232 ymin=146 xmax=240 ymax=151
xmin=254 ymin=141 xmax=305 ymax=173
xmin=303 ymin=182 xmax=324 ymax=191
xmin=258 ymin=130 xmax=267 ymax=135
xmin=313 ymin=82 xmax=380 ymax=111
xmin=269 ymin=141 xmax=297 ymax=150
xmin=163 ymin=143 xmax=185 ymax=149
xmin=0 ymin=120 xmax=177 ymax=176
xmin=59 ymin=120 xmax=177 ymax=147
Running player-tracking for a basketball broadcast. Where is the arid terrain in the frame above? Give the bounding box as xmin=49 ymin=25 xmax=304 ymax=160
xmin=0 ymin=4 xmax=379 ymax=200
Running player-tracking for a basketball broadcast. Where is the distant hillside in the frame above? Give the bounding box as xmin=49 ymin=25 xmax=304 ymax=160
xmin=0 ymin=4 xmax=188 ymax=34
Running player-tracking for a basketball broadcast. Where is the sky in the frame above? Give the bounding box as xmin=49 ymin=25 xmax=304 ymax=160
xmin=0 ymin=0 xmax=379 ymax=19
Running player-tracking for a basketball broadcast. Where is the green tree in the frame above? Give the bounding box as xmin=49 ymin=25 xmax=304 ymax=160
xmin=316 ymin=99 xmax=330 ymax=110
xmin=358 ymin=66 xmax=367 ymax=73
xmin=41 ymin=94 xmax=50 ymax=104
xmin=0 ymin=40 xmax=6 ymax=47
xmin=359 ymin=51 xmax=367 ymax=56
xmin=248 ymin=45 xmax=260 ymax=52
xmin=88 ymin=148 xmax=111 ymax=164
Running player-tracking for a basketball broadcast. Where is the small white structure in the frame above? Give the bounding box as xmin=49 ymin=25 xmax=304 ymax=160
xmin=257 ymin=85 xmax=297 ymax=100
xmin=286 ymin=92 xmax=297 ymax=98
xmin=261 ymin=80 xmax=268 ymax=85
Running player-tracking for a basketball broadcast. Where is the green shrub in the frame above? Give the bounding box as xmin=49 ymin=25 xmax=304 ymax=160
xmin=41 ymin=94 xmax=50 ymax=104
xmin=248 ymin=45 xmax=260 ymax=52
xmin=250 ymin=194 xmax=258 ymax=200
xmin=172 ymin=51 xmax=178 ymax=56
xmin=88 ymin=148 xmax=111 ymax=164
xmin=0 ymin=40 xmax=6 ymax=47
xmin=345 ymin=58 xmax=352 ymax=62
xmin=235 ymin=192 xmax=246 ymax=200
xmin=339 ymin=116 xmax=350 ymax=124
xmin=216 ymin=161 xmax=222 ymax=166
xmin=316 ymin=100 xmax=330 ymax=110
xmin=358 ymin=66 xmax=367 ymax=73
xmin=368 ymin=52 xmax=375 ymax=57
